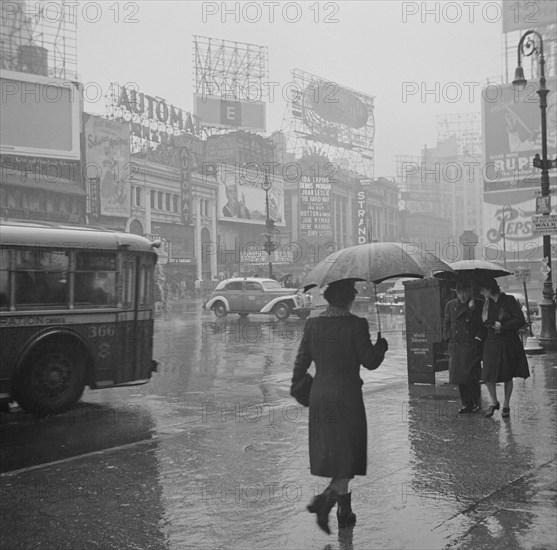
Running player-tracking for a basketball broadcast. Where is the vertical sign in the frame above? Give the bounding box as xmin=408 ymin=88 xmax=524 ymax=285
xmin=84 ymin=114 xmax=131 ymax=218
xmin=299 ymin=175 xmax=332 ymax=238
xmin=180 ymin=147 xmax=192 ymax=225
xmin=356 ymin=189 xmax=369 ymax=244
xmin=88 ymin=177 xmax=101 ymax=223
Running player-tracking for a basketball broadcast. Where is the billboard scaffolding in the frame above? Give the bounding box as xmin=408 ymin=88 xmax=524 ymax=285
xmin=281 ymin=68 xmax=375 ymax=178
xmin=193 ymin=36 xmax=268 ymax=135
xmin=0 ymin=0 xmax=77 ymax=80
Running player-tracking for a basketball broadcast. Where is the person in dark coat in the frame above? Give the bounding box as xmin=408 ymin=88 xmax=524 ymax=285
xmin=479 ymin=278 xmax=530 ymax=419
xmin=443 ymin=280 xmax=485 ymax=413
xmin=291 ymin=279 xmax=388 ymax=534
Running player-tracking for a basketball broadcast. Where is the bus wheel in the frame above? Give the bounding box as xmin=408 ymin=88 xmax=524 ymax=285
xmin=213 ymin=302 xmax=228 ymax=318
xmin=274 ymin=302 xmax=291 ymax=321
xmin=16 ymin=342 xmax=87 ymax=416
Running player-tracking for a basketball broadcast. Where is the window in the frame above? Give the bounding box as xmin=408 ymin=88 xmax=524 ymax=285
xmin=122 ymin=262 xmax=135 ymax=307
xmin=173 ymin=195 xmax=179 ymax=212
xmin=261 ymin=281 xmax=282 ymax=290
xmin=158 ymin=192 xmax=163 ymax=210
xmin=14 ymin=248 xmax=69 ymax=307
xmin=245 ymin=282 xmax=263 ymax=291
xmin=166 ymin=193 xmax=171 ymax=211
xmin=150 ymin=190 xmax=156 ymax=208
xmin=74 ymin=250 xmax=117 ymax=308
xmin=226 ymin=281 xmax=243 ymax=291
xmin=139 ymin=264 xmax=153 ymax=305
xmin=0 ymin=248 xmax=9 ymax=309
xmin=135 ymin=187 xmax=142 ymax=207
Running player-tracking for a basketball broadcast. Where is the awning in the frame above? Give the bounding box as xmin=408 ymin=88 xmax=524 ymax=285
xmin=1 ymin=170 xmax=86 ymax=196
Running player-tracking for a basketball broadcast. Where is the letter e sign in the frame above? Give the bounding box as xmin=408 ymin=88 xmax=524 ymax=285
xmin=220 ymin=100 xmax=242 ymax=126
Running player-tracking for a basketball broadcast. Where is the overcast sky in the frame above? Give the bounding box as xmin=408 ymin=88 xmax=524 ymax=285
xmin=78 ymin=1 xmax=503 ymax=176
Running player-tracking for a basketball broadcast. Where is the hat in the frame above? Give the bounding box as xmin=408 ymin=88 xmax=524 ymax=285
xmin=455 ymin=280 xmax=471 ymax=291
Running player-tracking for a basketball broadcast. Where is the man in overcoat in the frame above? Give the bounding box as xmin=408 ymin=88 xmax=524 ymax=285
xmin=443 ymin=280 xmax=485 ymax=413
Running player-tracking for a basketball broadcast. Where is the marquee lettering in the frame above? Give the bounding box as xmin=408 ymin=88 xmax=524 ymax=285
xmin=115 ymin=85 xmax=201 ymax=136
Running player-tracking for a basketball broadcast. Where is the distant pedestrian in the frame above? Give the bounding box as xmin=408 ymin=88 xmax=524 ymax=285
xmin=479 ymin=278 xmax=530 ymax=419
xmin=290 ymin=279 xmax=388 ymax=534
xmin=443 ymin=280 xmax=485 ymax=414
xmin=194 ymin=278 xmax=201 ymax=297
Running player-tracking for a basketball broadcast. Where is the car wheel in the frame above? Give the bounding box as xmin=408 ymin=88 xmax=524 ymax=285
xmin=274 ymin=302 xmax=291 ymax=320
xmin=15 ymin=341 xmax=87 ymax=416
xmin=213 ymin=302 xmax=228 ymax=318
xmin=297 ymin=310 xmax=310 ymax=320
xmin=239 ymin=313 xmax=249 ymax=318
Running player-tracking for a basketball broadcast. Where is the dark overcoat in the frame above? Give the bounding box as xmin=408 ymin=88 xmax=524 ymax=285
xmin=482 ymin=292 xmax=530 ymax=382
xmin=291 ymin=313 xmax=385 ymax=478
xmin=443 ymin=298 xmax=485 ymax=385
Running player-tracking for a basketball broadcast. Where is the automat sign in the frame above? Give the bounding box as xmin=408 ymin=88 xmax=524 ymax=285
xmin=108 ymin=84 xmax=202 ymax=142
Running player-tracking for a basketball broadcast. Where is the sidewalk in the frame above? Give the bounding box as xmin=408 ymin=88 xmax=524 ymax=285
xmin=0 ymin=334 xmax=555 ymax=549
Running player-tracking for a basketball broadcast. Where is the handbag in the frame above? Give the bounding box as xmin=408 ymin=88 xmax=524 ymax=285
xmin=290 ymin=373 xmax=313 ymax=407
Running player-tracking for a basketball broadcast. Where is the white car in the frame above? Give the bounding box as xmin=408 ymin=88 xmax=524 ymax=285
xmin=203 ymin=277 xmax=313 ymax=320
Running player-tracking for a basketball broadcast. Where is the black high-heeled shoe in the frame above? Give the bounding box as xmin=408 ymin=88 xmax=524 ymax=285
xmin=307 ymin=485 xmax=338 ymax=535
xmin=337 ymin=492 xmax=356 ymax=528
xmin=502 ymin=407 xmax=510 ymax=418
xmin=485 ymin=402 xmax=500 ymax=418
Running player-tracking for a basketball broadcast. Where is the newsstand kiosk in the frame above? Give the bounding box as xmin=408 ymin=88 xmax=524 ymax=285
xmin=403 ymin=277 xmax=454 ymax=384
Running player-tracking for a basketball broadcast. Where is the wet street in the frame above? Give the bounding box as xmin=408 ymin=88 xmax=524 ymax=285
xmin=1 ymin=301 xmax=556 ymax=550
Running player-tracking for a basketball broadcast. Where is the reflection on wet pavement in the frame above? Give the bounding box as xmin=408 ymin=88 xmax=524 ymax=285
xmin=1 ymin=303 xmax=555 ymax=549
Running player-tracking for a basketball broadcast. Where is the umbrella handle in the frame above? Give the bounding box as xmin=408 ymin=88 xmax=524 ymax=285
xmin=377 ymin=331 xmax=381 ymax=340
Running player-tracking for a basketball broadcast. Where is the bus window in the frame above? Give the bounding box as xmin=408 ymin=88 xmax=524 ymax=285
xmin=14 ymin=248 xmax=69 ymax=307
xmin=122 ymin=262 xmax=135 ymax=307
xmin=0 ymin=249 xmax=9 ymax=309
xmin=74 ymin=250 xmax=117 ymax=307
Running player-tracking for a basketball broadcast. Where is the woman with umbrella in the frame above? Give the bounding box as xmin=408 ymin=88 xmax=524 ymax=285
xmin=443 ymin=279 xmax=485 ymax=413
xmin=479 ymin=277 xmax=530 ymax=418
xmin=291 ymin=279 xmax=388 ymax=534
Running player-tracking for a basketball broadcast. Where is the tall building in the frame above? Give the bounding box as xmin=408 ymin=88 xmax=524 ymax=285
xmin=482 ymin=2 xmax=556 ymax=286
xmin=397 ymin=121 xmax=484 ymax=261
xmin=1 ymin=1 xmax=85 ymax=224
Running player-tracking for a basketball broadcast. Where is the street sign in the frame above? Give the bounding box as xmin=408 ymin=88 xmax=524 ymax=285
xmin=536 ymin=195 xmax=551 ymax=215
xmin=515 ymin=267 xmax=531 ymax=282
xmin=533 ymin=189 xmax=555 ymax=195
xmin=532 ymin=215 xmax=557 ymax=235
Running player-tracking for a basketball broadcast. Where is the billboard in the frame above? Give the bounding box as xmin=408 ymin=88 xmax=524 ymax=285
xmin=502 ymin=1 xmax=557 ymax=33
xmin=482 ymin=194 xmax=544 ymax=262
xmin=194 ymin=94 xmax=266 ymax=132
xmin=482 ymin=83 xmax=557 ymax=193
xmin=290 ymin=69 xmax=375 ymax=153
xmin=214 ymin=165 xmax=284 ymax=225
xmin=0 ymin=70 xmax=81 ymax=160
xmin=299 ymin=175 xmax=332 ymax=239
xmin=83 ymin=114 xmax=131 ymax=219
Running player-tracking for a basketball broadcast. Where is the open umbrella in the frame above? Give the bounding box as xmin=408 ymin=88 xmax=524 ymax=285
xmin=435 ymin=259 xmax=511 ymax=279
xmin=302 ymin=242 xmax=454 ymax=290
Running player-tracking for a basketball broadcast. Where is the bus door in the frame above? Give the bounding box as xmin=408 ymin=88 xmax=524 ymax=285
xmin=115 ymin=253 xmax=154 ymax=384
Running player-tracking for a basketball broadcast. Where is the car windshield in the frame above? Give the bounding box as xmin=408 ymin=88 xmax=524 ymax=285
xmin=262 ymin=281 xmax=282 ymax=290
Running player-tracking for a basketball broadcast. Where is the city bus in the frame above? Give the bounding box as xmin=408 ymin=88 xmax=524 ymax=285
xmin=0 ymin=221 xmax=160 ymax=415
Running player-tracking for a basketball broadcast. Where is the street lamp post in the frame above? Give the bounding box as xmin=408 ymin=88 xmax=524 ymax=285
xmin=501 ymin=204 xmax=512 ymax=272
xmin=513 ymin=30 xmax=557 ymax=349
xmin=262 ymin=168 xmax=277 ymax=279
